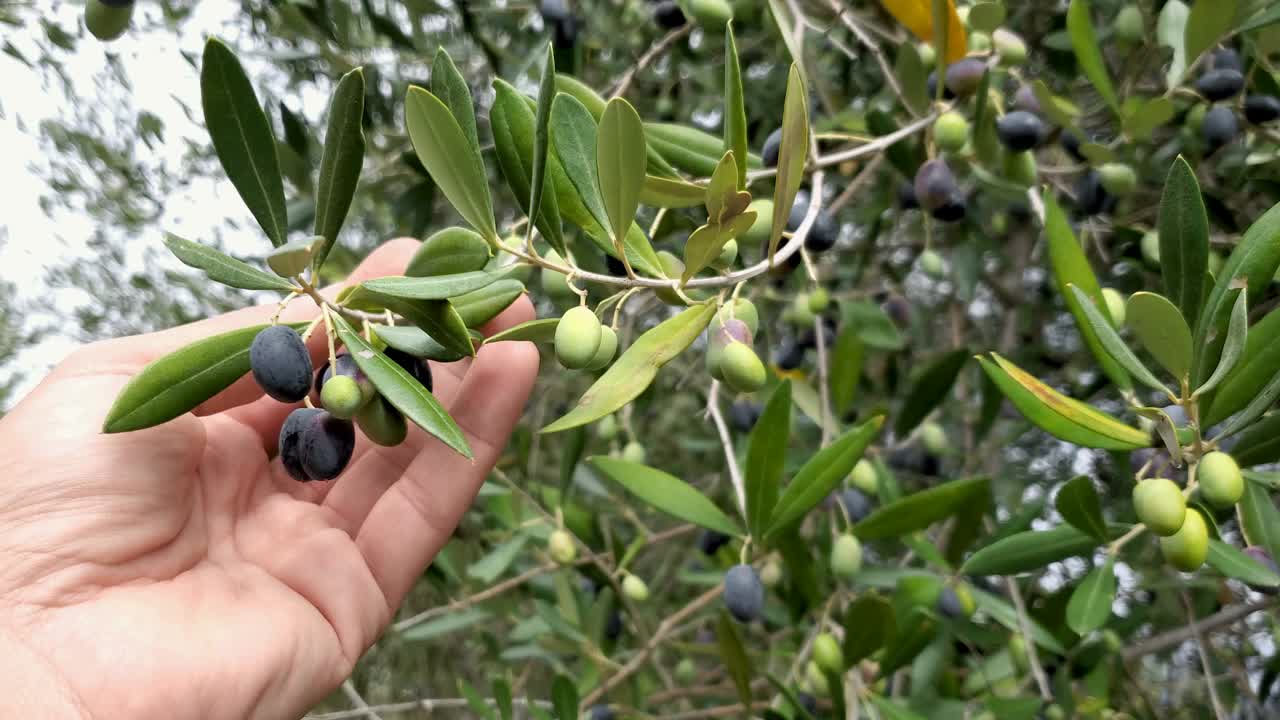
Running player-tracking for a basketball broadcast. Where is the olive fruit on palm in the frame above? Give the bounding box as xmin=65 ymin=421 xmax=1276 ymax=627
xmin=251 ymin=325 xmax=313 ymax=403
xmin=934 ymin=112 xmax=969 ymax=154
xmin=1195 ymin=69 xmax=1245 ymax=102
xmin=652 ymin=0 xmax=687 ymax=29
xmin=723 ymin=564 xmax=764 ymax=622
xmin=1198 ymin=451 xmax=1243 ymax=508
xmin=548 ymin=529 xmax=577 ymax=565
xmin=584 ymin=325 xmax=619 ymax=371
xmin=719 ymin=341 xmax=767 ymax=393
xmin=316 ymin=353 xmax=374 ymax=402
xmin=355 ymin=396 xmax=408 ymax=447
xmin=279 ymin=408 xmax=324 ymax=482
xmin=830 ymin=533 xmax=862 ymax=577
xmin=1160 ymin=508 xmax=1209 ymax=571
xmin=937 ymin=584 xmax=976 ymax=619
xmin=301 ymin=412 xmax=356 ymax=480
xmin=622 ymin=573 xmax=650 ymax=602
xmin=1203 ymin=106 xmax=1239 ymax=151
xmin=1244 ymin=95 xmax=1280 ymax=125
xmin=812 ymin=633 xmax=844 ymax=675
xmin=86 ymin=0 xmax=134 ymax=41
xmin=762 ymin=127 xmax=783 ymax=168
xmin=321 ymin=375 xmax=365 ymax=420
xmin=1133 ymin=477 xmax=1187 ymax=536
xmin=995 ymin=111 xmax=1044 ymax=152
xmin=555 ymin=306 xmax=603 ymax=370
xmin=944 ymin=58 xmax=987 ymax=97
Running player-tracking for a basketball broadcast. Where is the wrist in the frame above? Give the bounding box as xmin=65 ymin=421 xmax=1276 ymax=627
xmin=0 ymin=623 xmax=90 ymax=719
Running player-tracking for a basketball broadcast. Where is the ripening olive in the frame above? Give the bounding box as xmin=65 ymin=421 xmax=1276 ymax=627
xmin=1075 ymin=170 xmax=1113 ymax=217
xmin=622 ymin=573 xmax=650 ymax=602
xmin=279 ymin=408 xmax=324 ymax=482
xmin=555 ymin=306 xmax=603 ymax=370
xmin=652 ymin=0 xmax=687 ymax=29
xmin=851 ymin=459 xmax=878 ymax=495
xmin=762 ymin=127 xmax=783 ymax=168
xmin=830 ymin=533 xmax=863 ymax=577
xmin=355 ymin=395 xmax=408 ymax=447
xmin=1160 ymin=508 xmax=1209 ymax=571
xmin=898 ymin=181 xmax=919 ymax=210
xmin=837 ymin=488 xmax=873 ymax=522
xmin=914 ymin=159 xmax=959 ymax=212
xmin=723 ymin=564 xmax=765 ymax=622
xmin=548 ymin=529 xmax=577 ymax=565
xmin=300 ymin=411 xmax=356 ymax=481
xmin=1195 ymin=68 xmax=1245 ymax=102
xmin=1133 ymin=477 xmax=1187 ymax=536
xmin=926 ymin=71 xmax=956 ymax=101
xmin=717 ymin=298 xmax=760 ymax=337
xmin=621 ymin=440 xmax=646 ymax=464
xmin=1203 ymin=105 xmax=1239 ymax=151
xmin=937 ymin=584 xmax=976 ymax=619
xmin=934 ymin=112 xmax=970 ymax=154
xmin=1244 ymin=95 xmax=1280 ymax=125
xmin=1114 ymin=5 xmax=1143 ymax=44
xmin=584 ymin=325 xmax=619 ymax=371
xmin=86 ymin=0 xmax=134 ymax=41
xmin=1211 ymin=47 xmax=1243 ymax=72
xmin=812 ymin=633 xmax=844 ymax=675
xmin=698 ymin=529 xmax=731 ymax=556
xmin=944 ymin=58 xmax=987 ymax=97
xmin=719 ymin=341 xmax=767 ymax=393
xmin=1198 ymin=451 xmax=1243 ymax=508
xmin=316 ymin=353 xmax=375 ymax=403
xmin=321 ymin=375 xmax=364 ymax=420
xmin=707 ymin=317 xmax=753 ymax=380
xmin=996 ymin=111 xmax=1044 ymax=152
xmin=250 ymin=325 xmax=313 ymax=403
xmin=1102 ymin=288 xmax=1126 ymax=328
xmin=1012 ymin=85 xmax=1041 ymax=115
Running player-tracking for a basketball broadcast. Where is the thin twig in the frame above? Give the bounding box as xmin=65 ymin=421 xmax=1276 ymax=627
xmin=612 ymin=24 xmax=694 ymax=99
xmin=747 ymin=114 xmax=935 ymax=183
xmin=1181 ymin=590 xmax=1229 ymax=720
xmin=306 ymin=697 xmax=555 ymax=719
xmin=340 ymin=681 xmax=385 ymax=720
xmin=821 ymin=0 xmax=913 ymax=116
xmin=706 ymin=381 xmax=747 ymax=518
xmin=1004 ymin=577 xmax=1052 ymax=700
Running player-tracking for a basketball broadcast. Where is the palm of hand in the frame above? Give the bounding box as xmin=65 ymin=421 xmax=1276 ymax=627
xmin=0 ymin=240 xmax=538 ymax=720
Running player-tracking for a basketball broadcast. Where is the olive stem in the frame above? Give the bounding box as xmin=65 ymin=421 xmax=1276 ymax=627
xmin=1005 ymin=576 xmax=1054 ymax=701
xmin=705 ymin=380 xmax=747 ymax=519
xmin=1180 ymin=589 xmax=1230 ymax=720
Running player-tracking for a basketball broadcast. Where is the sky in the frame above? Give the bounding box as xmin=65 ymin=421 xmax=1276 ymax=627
xmin=0 ymin=1 xmax=329 ymax=406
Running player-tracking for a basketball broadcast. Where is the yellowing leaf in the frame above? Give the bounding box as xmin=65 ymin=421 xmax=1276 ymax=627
xmin=877 ymin=0 xmax=967 ymax=63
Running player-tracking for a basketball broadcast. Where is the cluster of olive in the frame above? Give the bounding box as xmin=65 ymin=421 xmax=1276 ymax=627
xmin=248 ymin=324 xmax=427 ymax=482
xmin=1132 ymin=451 xmax=1243 ymax=571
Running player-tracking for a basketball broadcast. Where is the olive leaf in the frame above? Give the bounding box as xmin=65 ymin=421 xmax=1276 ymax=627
xmin=714 ymin=612 xmax=755 ymax=711
xmin=405 ymin=227 xmax=492 ymax=278
xmin=1066 ymin=558 xmax=1116 ymax=634
xmin=596 ymin=97 xmax=647 ymax=244
xmin=764 ymin=416 xmax=884 ymax=539
xmin=745 ymin=381 xmax=792 ymax=538
xmin=372 ymin=324 xmax=467 ymax=362
xmin=963 ymin=524 xmax=1114 ymax=576
xmin=162 ymin=233 xmax=297 ymax=292
xmin=543 ymin=303 xmax=717 ymax=433
xmin=723 ymin=22 xmax=748 ymax=190
xmin=529 ymin=42 xmax=557 ymax=245
xmin=488 ymin=80 xmax=567 ymax=255
xmin=405 ymin=86 xmax=498 ymax=244
xmin=894 ymin=348 xmax=968 ymax=437
xmin=1125 ymin=291 xmax=1194 ymax=383
xmin=977 ymin=352 xmax=1149 ymax=450
xmin=431 ymin=48 xmax=482 ymax=165
xmin=639 ymin=175 xmax=706 ymax=209
xmin=1067 ymin=0 xmax=1119 ymax=115
xmin=1204 ymin=306 xmax=1280 ymax=426
xmin=1206 ymin=538 xmax=1280 ymax=588
xmin=483 ymin=318 xmax=561 ymax=345
xmin=645 ymin=122 xmax=763 ymax=169
xmin=267 ymin=236 xmax=324 ymax=279
xmin=1184 ymin=0 xmax=1237 ymax=72
xmin=1158 ymin=157 xmax=1209 ymax=334
xmin=331 ymin=312 xmax=471 ymax=457
xmin=549 ymin=93 xmax=610 ymax=234
xmin=852 ymin=476 xmax=990 ymax=541
xmin=102 ymin=322 xmax=307 ymax=433
xmin=360 ymin=268 xmax=510 ymax=301
xmin=312 ymin=67 xmax=366 ymax=271
xmin=345 ymin=285 xmax=474 ymax=357
xmin=1195 ymin=287 xmax=1247 ymax=397
xmin=768 ymin=64 xmax=809 ymax=259
xmin=1068 ymin=285 xmax=1172 ymax=394
xmin=681 ymin=211 xmax=756 ymax=283
xmin=201 ymin=38 xmax=288 ymax=247
xmin=452 ymin=279 xmax=527 ymax=328
xmin=589 ymin=457 xmax=743 ymax=536
xmin=1055 ymin=475 xmax=1108 ymax=541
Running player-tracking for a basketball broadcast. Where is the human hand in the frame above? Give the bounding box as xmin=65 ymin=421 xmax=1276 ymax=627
xmin=0 ymin=238 xmax=539 ymax=719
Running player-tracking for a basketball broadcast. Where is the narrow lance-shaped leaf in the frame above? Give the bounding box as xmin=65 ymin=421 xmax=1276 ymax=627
xmin=1056 ymin=475 xmax=1108 ymax=541
xmin=543 ymin=303 xmax=717 ymax=432
xmin=1239 ymin=476 xmax=1280 ymax=566
xmin=769 ymin=64 xmax=809 ymax=259
xmin=894 ymin=349 xmax=968 ymax=437
xmin=683 ymin=213 xmax=755 ymax=283
xmin=267 ymin=236 xmax=324 ymax=278
xmin=765 ymin=416 xmax=884 ymax=539
xmin=1212 ymin=363 xmax=1280 ymax=441
xmin=550 ymin=676 xmax=578 ymax=720
xmin=1069 ymin=285 xmax=1172 ymax=394
xmin=1158 ymin=157 xmax=1209 ymax=329
xmin=452 ymin=279 xmax=528 ymax=329
xmin=372 ymin=324 xmax=467 ymax=362
xmin=1044 ymin=192 xmax=1131 ymax=390
xmin=529 ymin=43 xmax=556 ymax=245
xmin=162 ymin=234 xmax=297 ymax=292
xmin=102 ymin=322 xmax=307 ymax=433
xmin=1066 ymin=558 xmax=1116 ymax=634
xmin=201 ymin=38 xmax=288 ymax=246
xmin=484 ymin=318 xmax=561 ymax=345
xmin=312 ymin=67 xmax=366 ymax=270
xmin=597 ymin=98 xmax=647 ymax=245
xmin=360 ymin=269 xmax=509 ymax=301
xmin=715 ymin=612 xmax=755 ymax=711
xmin=344 ymin=285 xmax=475 ymax=357
xmin=405 ymin=86 xmax=498 ymax=243
xmin=550 ymin=94 xmax=610 ymax=233
xmin=1203 ymin=306 xmax=1280 ymax=427
xmin=1195 ymin=287 xmax=1247 ymax=397
xmin=963 ymin=524 xmax=1114 ymax=576
xmin=977 ymin=352 xmax=1149 ymax=450
xmin=431 ymin=48 xmax=482 ymax=164
xmin=589 ymin=457 xmax=742 ymax=536
xmin=723 ymin=22 xmax=748 ymax=190
xmin=1067 ymin=0 xmax=1120 ymax=115
xmin=745 ymin=381 xmax=792 ymax=538
xmin=331 ymin=312 xmax=472 ymax=457
xmin=853 ymin=477 xmax=990 ymax=541
xmin=488 ymin=80 xmax=566 ymax=256
xmin=1206 ymin=538 xmax=1280 ymax=588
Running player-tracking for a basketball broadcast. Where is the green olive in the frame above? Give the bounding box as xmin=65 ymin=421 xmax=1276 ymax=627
xmin=1140 ymin=231 xmax=1161 ymax=267
xmin=1160 ymin=507 xmax=1209 ymax=571
xmin=321 ymin=375 xmax=365 ymax=420
xmin=1114 ymin=5 xmax=1143 ymax=44
xmin=994 ymin=29 xmax=1027 ymax=66
xmin=934 ymin=112 xmax=970 ymax=154
xmin=919 ymin=249 xmax=946 ymax=278
xmin=354 ymin=396 xmax=408 ymax=447
xmin=1098 ymin=163 xmax=1138 ymax=196
xmin=807 ymin=288 xmax=831 ymax=314
xmin=622 ymin=573 xmax=650 ymax=602
xmin=812 ymin=633 xmax=844 ymax=675
xmin=548 ymin=529 xmax=577 ymax=565
xmin=830 ymin=533 xmax=863 ymax=577
xmin=719 ymin=341 xmax=767 ymax=393
xmin=920 ymin=421 xmax=948 ymax=455
xmin=851 ymin=458 xmax=878 ymax=495
xmin=621 ymin=440 xmax=647 ymax=464
xmin=1133 ymin=477 xmax=1187 ymax=536
xmin=555 ymin=306 xmax=603 ymax=370
xmin=86 ymin=0 xmax=134 ymax=41
xmin=1198 ymin=451 xmax=1243 ymax=508
xmin=584 ymin=325 xmax=619 ymax=371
